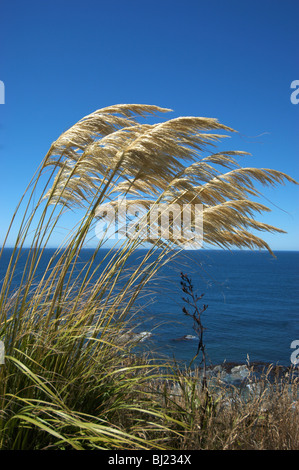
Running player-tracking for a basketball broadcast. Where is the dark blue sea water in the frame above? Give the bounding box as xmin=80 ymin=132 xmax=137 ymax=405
xmin=1 ymin=248 xmax=298 ymax=367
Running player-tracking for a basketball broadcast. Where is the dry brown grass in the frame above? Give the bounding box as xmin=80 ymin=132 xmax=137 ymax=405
xmin=134 ymin=364 xmax=299 ymax=450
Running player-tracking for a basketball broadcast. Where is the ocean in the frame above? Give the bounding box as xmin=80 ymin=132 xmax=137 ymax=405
xmin=1 ymin=248 xmax=298 ymax=367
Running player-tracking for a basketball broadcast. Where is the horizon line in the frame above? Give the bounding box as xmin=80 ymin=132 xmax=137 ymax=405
xmin=1 ymin=246 xmax=299 ymax=252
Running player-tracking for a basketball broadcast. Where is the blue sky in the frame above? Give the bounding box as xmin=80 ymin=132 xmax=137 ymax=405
xmin=0 ymin=0 xmax=298 ymax=249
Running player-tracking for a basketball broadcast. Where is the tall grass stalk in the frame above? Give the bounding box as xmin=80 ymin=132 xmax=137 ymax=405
xmin=0 ymin=104 xmax=298 ymax=449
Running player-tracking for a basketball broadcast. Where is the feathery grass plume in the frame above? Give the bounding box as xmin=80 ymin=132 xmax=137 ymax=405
xmin=42 ymin=104 xmax=297 ymax=252
xmin=0 ymin=104 xmax=298 ymax=449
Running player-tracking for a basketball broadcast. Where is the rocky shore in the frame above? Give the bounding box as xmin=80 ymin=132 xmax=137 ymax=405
xmin=203 ymin=361 xmax=298 ymax=386
xmin=169 ymin=361 xmax=299 ymax=403
xmin=119 ymin=329 xmax=299 ymax=395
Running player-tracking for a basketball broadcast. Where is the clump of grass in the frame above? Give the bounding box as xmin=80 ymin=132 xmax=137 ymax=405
xmin=142 ymin=363 xmax=299 ymax=450
xmin=0 ymin=104 xmax=298 ymax=449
